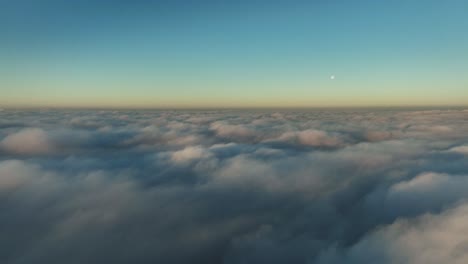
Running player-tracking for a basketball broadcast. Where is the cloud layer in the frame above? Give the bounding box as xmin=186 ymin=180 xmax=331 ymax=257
xmin=1 ymin=108 xmax=468 ymax=263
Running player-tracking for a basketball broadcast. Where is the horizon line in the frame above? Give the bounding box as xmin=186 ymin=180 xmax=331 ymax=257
xmin=1 ymin=105 xmax=467 ymax=111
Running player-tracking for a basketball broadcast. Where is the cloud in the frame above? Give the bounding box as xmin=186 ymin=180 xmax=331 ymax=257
xmin=0 ymin=128 xmax=54 ymax=154
xmin=0 ymin=108 xmax=467 ymax=263
xmin=449 ymin=145 xmax=468 ymax=155
xmin=382 ymin=172 xmax=468 ymax=217
xmin=170 ymin=145 xmax=213 ymax=164
xmin=317 ymin=202 xmax=468 ymax=264
xmin=210 ymin=122 xmax=257 ymax=141
xmin=0 ymin=160 xmax=40 ymax=191
xmin=272 ymin=129 xmax=343 ymax=148
xmin=364 ymin=130 xmax=396 ymax=142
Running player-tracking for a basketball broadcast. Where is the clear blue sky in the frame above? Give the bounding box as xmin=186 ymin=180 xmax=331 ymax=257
xmin=1 ymin=0 xmax=467 ymax=108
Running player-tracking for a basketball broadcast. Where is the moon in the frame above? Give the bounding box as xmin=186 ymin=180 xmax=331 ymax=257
xmin=330 ymin=75 xmax=335 ymax=80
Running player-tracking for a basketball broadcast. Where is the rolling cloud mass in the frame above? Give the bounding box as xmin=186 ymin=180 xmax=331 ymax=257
xmin=1 ymin=108 xmax=468 ymax=263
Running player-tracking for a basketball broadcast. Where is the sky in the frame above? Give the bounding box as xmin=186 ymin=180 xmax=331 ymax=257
xmin=1 ymin=0 xmax=467 ymax=108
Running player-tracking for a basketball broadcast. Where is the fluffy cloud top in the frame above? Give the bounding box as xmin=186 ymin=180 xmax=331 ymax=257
xmin=317 ymin=203 xmax=468 ymax=264
xmin=276 ymin=129 xmax=343 ymax=147
xmin=0 ymin=128 xmax=53 ymax=154
xmin=449 ymin=145 xmax=468 ymax=155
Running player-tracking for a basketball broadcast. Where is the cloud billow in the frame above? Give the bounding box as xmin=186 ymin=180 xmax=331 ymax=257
xmin=1 ymin=108 xmax=468 ymax=263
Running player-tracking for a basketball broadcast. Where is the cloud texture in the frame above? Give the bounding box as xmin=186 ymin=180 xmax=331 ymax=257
xmin=1 ymin=108 xmax=468 ymax=263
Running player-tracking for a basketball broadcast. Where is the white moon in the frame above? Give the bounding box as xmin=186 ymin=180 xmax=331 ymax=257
xmin=330 ymin=75 xmax=335 ymax=80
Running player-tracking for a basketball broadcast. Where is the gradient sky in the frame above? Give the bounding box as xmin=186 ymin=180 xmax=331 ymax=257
xmin=1 ymin=0 xmax=467 ymax=108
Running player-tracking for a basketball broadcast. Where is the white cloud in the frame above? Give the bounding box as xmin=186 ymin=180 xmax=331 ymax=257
xmin=170 ymin=146 xmax=213 ymax=164
xmin=275 ymin=129 xmax=343 ymax=147
xmin=449 ymin=145 xmax=468 ymax=155
xmin=210 ymin=122 xmax=256 ymax=140
xmin=0 ymin=128 xmax=54 ymax=154
xmin=318 ymin=202 xmax=468 ymax=264
xmin=0 ymin=160 xmax=38 ymax=191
